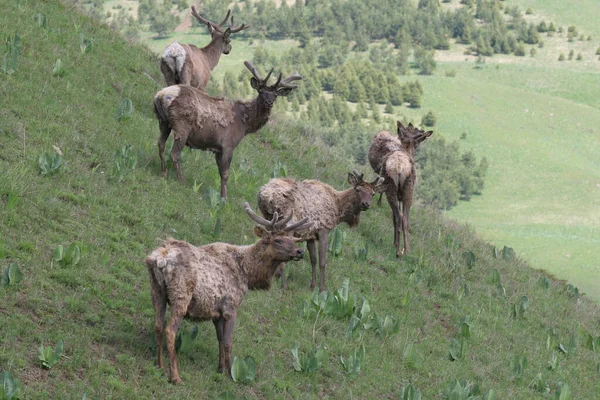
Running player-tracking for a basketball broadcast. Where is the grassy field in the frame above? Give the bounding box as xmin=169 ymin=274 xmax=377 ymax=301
xmin=135 ymin=1 xmax=600 ymax=302
xmin=2 ymin=1 xmax=600 ymax=399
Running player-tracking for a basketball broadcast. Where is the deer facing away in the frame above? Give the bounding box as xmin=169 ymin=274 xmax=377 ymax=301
xmin=145 ymin=203 xmax=311 ymax=383
xmin=257 ymin=171 xmax=385 ymax=292
xmin=160 ymin=6 xmax=248 ymax=89
xmin=368 ymin=121 xmax=433 ymax=257
xmin=153 ymin=61 xmax=302 ymax=198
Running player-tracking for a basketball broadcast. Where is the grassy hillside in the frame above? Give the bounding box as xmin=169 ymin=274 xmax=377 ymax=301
xmin=2 ymin=1 xmax=600 ymax=399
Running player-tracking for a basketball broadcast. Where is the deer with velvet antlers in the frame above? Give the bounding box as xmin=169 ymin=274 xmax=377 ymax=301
xmin=145 ymin=202 xmax=311 ymax=384
xmin=153 ymin=61 xmax=302 ymax=198
xmin=368 ymin=121 xmax=433 ymax=258
xmin=160 ymin=5 xmax=249 ymax=89
xmin=257 ymin=171 xmax=385 ymax=292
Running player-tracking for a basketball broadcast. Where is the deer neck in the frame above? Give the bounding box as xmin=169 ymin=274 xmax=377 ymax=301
xmin=201 ymin=39 xmax=223 ymax=71
xmin=238 ymin=242 xmax=280 ymax=290
xmin=335 ymin=188 xmax=362 ymax=227
xmin=237 ymin=97 xmax=272 ymax=134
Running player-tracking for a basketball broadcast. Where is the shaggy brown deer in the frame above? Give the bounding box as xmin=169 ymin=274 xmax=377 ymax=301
xmin=145 ymin=202 xmax=311 ymax=384
xmin=368 ymin=121 xmax=433 ymax=257
xmin=153 ymin=61 xmax=302 ymax=198
xmin=257 ymin=171 xmax=385 ymax=292
xmin=160 ymin=5 xmax=249 ymax=89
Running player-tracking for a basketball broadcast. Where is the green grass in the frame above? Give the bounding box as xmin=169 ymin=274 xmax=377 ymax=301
xmin=2 ymin=1 xmax=600 ymax=399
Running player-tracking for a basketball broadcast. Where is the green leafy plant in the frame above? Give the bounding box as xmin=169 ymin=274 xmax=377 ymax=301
xmin=116 ymin=98 xmax=134 ymax=121
xmin=531 ymin=372 xmax=548 ymax=393
xmin=291 ymin=343 xmax=326 ymax=373
xmin=113 ymin=144 xmax=138 ymax=181
xmin=340 ymin=344 xmax=365 ymax=378
xmin=33 ymin=12 xmax=48 ymax=29
xmin=547 ymin=351 xmax=559 ymax=370
xmin=327 ymin=278 xmax=356 ymax=319
xmin=300 ymin=288 xmax=328 ymax=319
xmin=0 ymin=371 xmax=21 ymax=400
xmin=512 ymin=295 xmax=529 ymax=319
xmin=353 ymin=242 xmax=369 ymax=261
xmin=346 ymin=298 xmax=374 ymax=339
xmin=502 ymin=246 xmax=515 ymax=260
xmin=53 ymin=243 xmax=82 ymax=268
xmin=443 ymin=380 xmax=494 ymax=400
xmin=539 ymin=276 xmax=550 ymax=290
xmin=79 ymin=33 xmax=93 ymax=54
xmin=38 ymin=339 xmax=63 ymax=369
xmin=399 ymin=384 xmax=422 ymax=400
xmin=402 ymin=343 xmax=421 ymax=369
xmin=231 ymin=356 xmax=256 ymax=383
xmin=327 ymin=227 xmax=345 ymax=257
xmin=449 ymin=338 xmax=467 ymax=361
xmin=175 ymin=325 xmax=199 ymax=354
xmin=38 ymin=152 xmax=62 ymax=176
xmin=459 ymin=316 xmax=471 ymax=338
xmin=1 ymin=263 xmax=22 ymax=287
xmin=565 ymin=284 xmax=579 ymax=299
xmin=555 ymin=382 xmax=572 ymax=400
xmin=375 ymin=314 xmax=401 ymax=338
xmin=461 ymin=250 xmax=475 ymax=269
xmin=271 ymin=159 xmax=287 ymax=178
xmin=510 ymin=355 xmax=528 ymax=382
xmin=2 ymin=33 xmax=21 ymax=75
xmin=52 ymin=59 xmax=65 ymax=77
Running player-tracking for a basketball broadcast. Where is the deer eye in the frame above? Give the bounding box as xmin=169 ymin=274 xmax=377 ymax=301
xmin=274 ymin=239 xmax=282 ymax=245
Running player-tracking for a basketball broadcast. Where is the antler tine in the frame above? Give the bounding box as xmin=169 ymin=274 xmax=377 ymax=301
xmin=352 ymin=169 xmax=364 ymax=182
xmin=282 ymin=217 xmax=311 ymax=233
xmin=270 ymin=72 xmax=282 ymax=89
xmin=281 ymin=72 xmax=303 ymax=84
xmin=273 ymin=212 xmax=293 ymax=229
xmin=244 ymin=202 xmax=273 ymax=227
xmin=218 ymin=9 xmax=232 ymax=27
xmin=191 ymin=5 xmax=217 ymax=30
xmin=244 ymin=61 xmax=263 ymax=81
xmin=229 ymin=16 xmax=249 ymax=33
xmin=263 ymin=68 xmax=274 ymax=85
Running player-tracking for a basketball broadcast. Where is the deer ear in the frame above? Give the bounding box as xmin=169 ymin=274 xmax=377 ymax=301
xmin=207 ymin=23 xmax=215 ymax=34
xmin=250 ymin=77 xmax=260 ymax=90
xmin=223 ymin=28 xmax=231 ymax=40
xmin=348 ymin=173 xmax=359 ymax=187
xmin=276 ymin=87 xmax=293 ymax=97
xmin=396 ymin=120 xmax=403 ymax=132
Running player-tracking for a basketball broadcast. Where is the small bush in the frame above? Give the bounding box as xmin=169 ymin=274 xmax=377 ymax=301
xmin=421 ymin=111 xmax=436 ymax=127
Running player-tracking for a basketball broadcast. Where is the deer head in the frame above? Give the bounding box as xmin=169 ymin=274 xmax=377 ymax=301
xmin=244 ymin=61 xmax=303 ymax=108
xmin=191 ymin=5 xmax=249 ymax=55
xmin=396 ymin=121 xmax=433 ymax=155
xmin=244 ymin=202 xmax=312 ymax=261
xmin=348 ymin=170 xmax=386 ymax=211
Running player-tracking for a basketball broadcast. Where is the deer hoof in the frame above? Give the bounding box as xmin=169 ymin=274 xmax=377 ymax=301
xmin=169 ymin=376 xmax=183 ymax=385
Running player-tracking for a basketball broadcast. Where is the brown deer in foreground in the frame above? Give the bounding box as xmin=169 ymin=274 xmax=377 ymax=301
xmin=257 ymin=171 xmax=385 ymax=292
xmin=160 ymin=5 xmax=248 ymax=89
xmin=368 ymin=121 xmax=433 ymax=257
xmin=153 ymin=61 xmax=302 ymax=198
xmin=145 ymin=202 xmax=311 ymax=384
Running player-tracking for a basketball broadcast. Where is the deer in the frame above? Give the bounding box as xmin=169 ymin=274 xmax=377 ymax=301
xmin=153 ymin=61 xmax=302 ymax=198
xmin=257 ymin=171 xmax=385 ymax=292
xmin=145 ymin=202 xmax=312 ymax=384
xmin=160 ymin=5 xmax=249 ymax=89
xmin=368 ymin=121 xmax=433 ymax=258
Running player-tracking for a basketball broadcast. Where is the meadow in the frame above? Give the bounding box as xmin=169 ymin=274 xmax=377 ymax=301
xmin=1 ymin=0 xmax=600 ymax=399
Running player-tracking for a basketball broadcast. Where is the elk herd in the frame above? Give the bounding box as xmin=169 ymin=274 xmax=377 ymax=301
xmin=146 ymin=5 xmax=433 ymax=383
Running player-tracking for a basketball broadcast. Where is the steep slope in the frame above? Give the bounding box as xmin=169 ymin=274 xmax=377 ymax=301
xmin=1 ymin=1 xmax=600 ymax=399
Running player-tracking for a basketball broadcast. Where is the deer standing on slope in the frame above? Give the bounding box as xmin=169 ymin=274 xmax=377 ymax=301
xmin=257 ymin=171 xmax=385 ymax=292
xmin=153 ymin=61 xmax=302 ymax=198
xmin=160 ymin=5 xmax=248 ymax=89
xmin=145 ymin=203 xmax=311 ymax=383
xmin=368 ymin=121 xmax=433 ymax=257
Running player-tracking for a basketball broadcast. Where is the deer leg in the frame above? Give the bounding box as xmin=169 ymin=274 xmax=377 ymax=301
xmin=318 ymin=230 xmax=329 ymax=293
xmin=213 ymin=317 xmax=225 ymax=372
xmin=157 ymin=121 xmax=171 ymax=179
xmin=386 ymin=192 xmax=402 ymax=258
xmin=402 ymin=202 xmax=411 ymax=255
xmin=307 ymin=239 xmax=318 ymax=289
xmin=215 ymin=151 xmax=232 ymax=199
xmin=164 ymin=289 xmax=192 ymax=384
xmin=222 ymin=311 xmax=237 ymax=377
xmin=149 ymin=274 xmax=167 ymax=371
xmin=170 ymin=138 xmax=186 ymax=184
